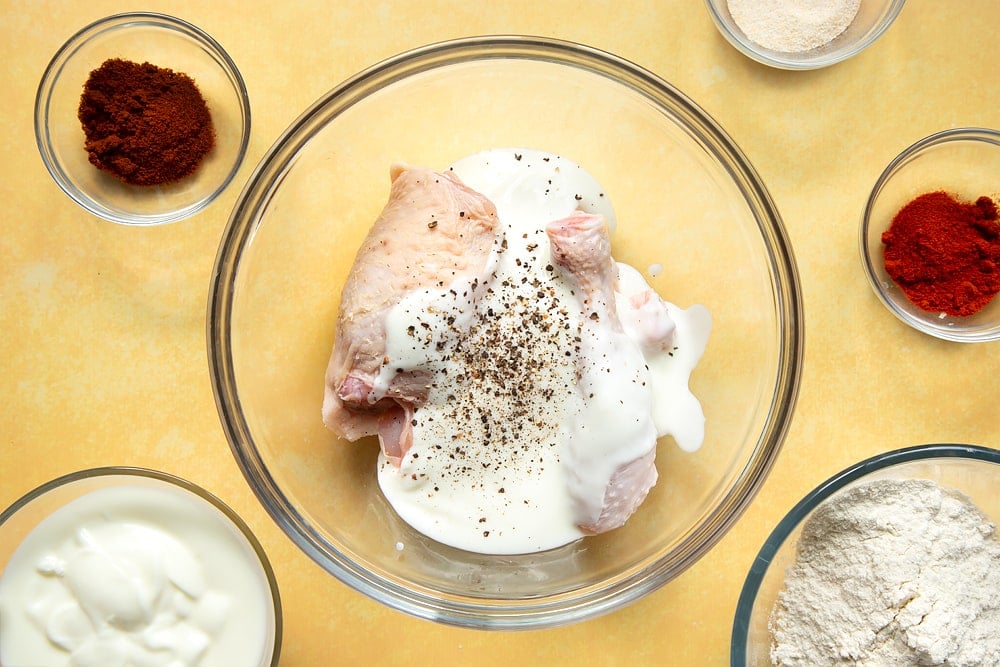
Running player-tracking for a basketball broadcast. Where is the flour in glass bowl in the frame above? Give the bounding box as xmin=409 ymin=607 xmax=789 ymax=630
xmin=727 ymin=0 xmax=861 ymax=53
xmin=769 ymin=478 xmax=1000 ymax=667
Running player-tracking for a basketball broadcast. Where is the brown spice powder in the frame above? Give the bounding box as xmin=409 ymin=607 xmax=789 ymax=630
xmin=78 ymin=58 xmax=215 ymax=186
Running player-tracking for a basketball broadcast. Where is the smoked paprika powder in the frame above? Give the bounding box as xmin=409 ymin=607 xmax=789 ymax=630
xmin=78 ymin=58 xmax=215 ymax=186
xmin=881 ymin=191 xmax=1000 ymax=317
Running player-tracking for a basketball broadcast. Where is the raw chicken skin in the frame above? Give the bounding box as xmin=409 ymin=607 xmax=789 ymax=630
xmin=547 ymin=211 xmax=669 ymax=534
xmin=322 ymin=164 xmax=499 ymax=465
xmin=327 ymin=159 xmax=694 ymax=548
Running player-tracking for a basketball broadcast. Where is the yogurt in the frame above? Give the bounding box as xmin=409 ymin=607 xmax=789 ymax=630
xmin=0 ymin=481 xmax=277 ymax=667
xmin=377 ymin=148 xmax=710 ymax=554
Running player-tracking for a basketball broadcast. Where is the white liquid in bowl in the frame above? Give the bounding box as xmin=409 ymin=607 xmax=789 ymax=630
xmin=0 ymin=483 xmax=276 ymax=667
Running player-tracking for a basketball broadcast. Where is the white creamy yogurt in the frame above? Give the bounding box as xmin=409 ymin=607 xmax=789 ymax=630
xmin=617 ymin=263 xmax=711 ymax=452
xmin=0 ymin=482 xmax=276 ymax=667
xmin=376 ymin=148 xmax=710 ymax=554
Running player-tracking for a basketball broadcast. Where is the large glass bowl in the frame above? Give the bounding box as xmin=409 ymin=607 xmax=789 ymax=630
xmin=208 ymin=36 xmax=803 ymax=629
xmin=731 ymin=444 xmax=1000 ymax=665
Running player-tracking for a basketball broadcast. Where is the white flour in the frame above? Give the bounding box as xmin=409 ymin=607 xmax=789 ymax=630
xmin=727 ymin=0 xmax=861 ymax=53
xmin=770 ymin=478 xmax=1000 ymax=666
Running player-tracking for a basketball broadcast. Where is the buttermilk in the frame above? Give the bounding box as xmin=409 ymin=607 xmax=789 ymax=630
xmin=377 ymin=149 xmax=711 ymax=554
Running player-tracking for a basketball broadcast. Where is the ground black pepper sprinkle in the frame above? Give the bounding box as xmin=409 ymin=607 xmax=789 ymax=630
xmin=389 ymin=226 xmax=584 ymax=522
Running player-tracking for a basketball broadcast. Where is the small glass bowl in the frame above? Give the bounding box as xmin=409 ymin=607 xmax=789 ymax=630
xmin=731 ymin=444 xmax=1000 ymax=665
xmin=704 ymin=0 xmax=905 ymax=70
xmin=0 ymin=467 xmax=281 ymax=666
xmin=860 ymin=128 xmax=1000 ymax=343
xmin=34 ymin=12 xmax=251 ymax=225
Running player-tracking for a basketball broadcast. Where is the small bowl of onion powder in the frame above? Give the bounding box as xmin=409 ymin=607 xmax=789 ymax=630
xmin=731 ymin=444 xmax=1000 ymax=666
xmin=704 ymin=0 xmax=906 ymax=70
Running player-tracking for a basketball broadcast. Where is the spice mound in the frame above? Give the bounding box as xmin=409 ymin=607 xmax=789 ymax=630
xmin=881 ymin=191 xmax=1000 ymax=317
xmin=78 ymin=58 xmax=215 ymax=186
xmin=770 ymin=478 xmax=1000 ymax=667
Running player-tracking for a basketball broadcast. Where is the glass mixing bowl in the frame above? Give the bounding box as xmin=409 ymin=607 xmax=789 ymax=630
xmin=208 ymin=35 xmax=803 ymax=629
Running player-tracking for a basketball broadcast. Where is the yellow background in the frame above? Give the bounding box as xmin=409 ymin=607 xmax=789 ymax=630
xmin=2 ymin=1 xmax=998 ymax=665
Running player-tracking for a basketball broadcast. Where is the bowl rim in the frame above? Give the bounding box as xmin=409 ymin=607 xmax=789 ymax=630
xmin=208 ymin=34 xmax=803 ymax=629
xmin=703 ymin=0 xmax=907 ymax=70
xmin=730 ymin=442 xmax=1000 ymax=664
xmin=0 ymin=465 xmax=282 ymax=665
xmin=33 ymin=11 xmax=252 ymax=226
xmin=858 ymin=126 xmax=1000 ymax=343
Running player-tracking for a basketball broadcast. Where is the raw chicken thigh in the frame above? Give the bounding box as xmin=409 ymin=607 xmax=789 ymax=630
xmin=323 ymin=150 xmax=710 ymax=554
xmin=322 ymin=164 xmax=499 ymax=465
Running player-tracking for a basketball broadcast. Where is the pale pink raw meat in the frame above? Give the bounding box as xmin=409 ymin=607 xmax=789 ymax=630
xmin=547 ymin=211 xmax=664 ymax=534
xmin=322 ymin=164 xmax=499 ymax=465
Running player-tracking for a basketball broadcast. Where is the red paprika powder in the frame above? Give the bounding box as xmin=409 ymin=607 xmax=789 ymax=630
xmin=881 ymin=191 xmax=1000 ymax=317
xmin=78 ymin=58 xmax=215 ymax=186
